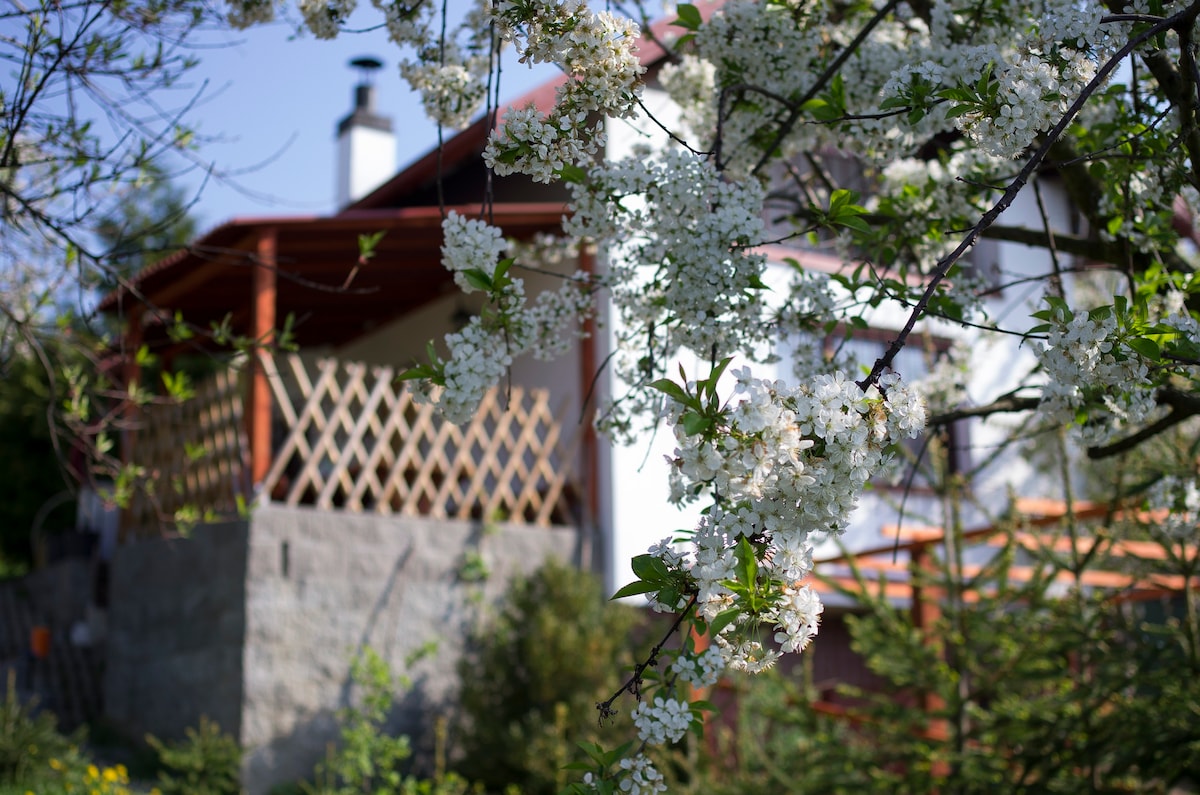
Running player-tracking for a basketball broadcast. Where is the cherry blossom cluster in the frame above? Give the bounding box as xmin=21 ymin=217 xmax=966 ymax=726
xmin=566 ymin=149 xmax=770 ymax=435
xmin=615 ymin=755 xmax=666 ymax=795
xmin=670 ymin=644 xmax=724 ymax=688
xmin=681 ymin=0 xmax=919 ymax=174
xmin=630 ymin=696 xmax=692 ymax=746
xmin=1147 ymin=475 xmax=1200 ymax=540
xmin=484 ymin=0 xmax=644 ymax=182
xmin=1033 ymin=307 xmax=1156 ymax=444
xmin=400 ymin=56 xmax=490 ymax=130
xmin=441 ymin=211 xmax=508 ymax=293
xmin=412 ymin=218 xmax=599 ymax=420
xmin=654 ymin=364 xmax=924 ymax=671
xmin=507 ymin=235 xmax=598 ymax=361
xmin=397 ymin=0 xmax=495 ymax=129
xmin=298 ymin=0 xmax=355 ymax=38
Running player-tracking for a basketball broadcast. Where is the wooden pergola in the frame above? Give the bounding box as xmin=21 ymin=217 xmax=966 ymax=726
xmin=99 ymin=203 xmax=570 ymax=489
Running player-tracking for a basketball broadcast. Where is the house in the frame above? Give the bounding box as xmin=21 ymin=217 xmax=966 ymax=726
xmin=77 ymin=3 xmax=1197 ymax=791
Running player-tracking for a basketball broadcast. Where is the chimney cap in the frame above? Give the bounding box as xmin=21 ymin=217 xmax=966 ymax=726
xmin=350 ymin=56 xmax=384 ymax=80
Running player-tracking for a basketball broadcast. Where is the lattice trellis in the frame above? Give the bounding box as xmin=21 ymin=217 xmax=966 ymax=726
xmin=260 ymin=354 xmax=580 ymax=526
xmin=127 ymin=367 xmax=248 ymax=536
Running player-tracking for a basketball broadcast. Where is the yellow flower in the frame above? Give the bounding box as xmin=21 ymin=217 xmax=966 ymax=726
xmin=87 ymin=763 xmax=100 ymax=780
xmin=50 ymin=757 xmax=66 ymax=770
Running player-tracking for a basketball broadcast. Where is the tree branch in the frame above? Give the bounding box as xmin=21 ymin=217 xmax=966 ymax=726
xmin=1087 ymin=387 xmax=1200 ymax=459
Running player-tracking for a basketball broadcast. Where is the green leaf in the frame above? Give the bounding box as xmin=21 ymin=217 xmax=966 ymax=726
xmin=707 ymin=608 xmax=739 ymax=638
xmin=944 ymin=104 xmax=978 ymax=120
xmin=649 ymin=378 xmax=693 ymax=407
xmin=682 ymin=412 xmax=712 ymax=436
xmin=707 ymin=356 xmax=733 ymax=396
xmin=837 ymin=215 xmax=872 ymax=234
xmin=734 ymin=536 xmax=758 ymax=587
xmin=631 ymin=553 xmax=672 ymax=583
xmin=1126 ymin=336 xmax=1161 ymax=361
xmin=673 ymin=3 xmax=703 ymax=30
xmin=464 ymin=268 xmax=493 ymax=291
xmin=557 ymin=163 xmax=588 ymax=184
xmin=611 ymin=580 xmax=660 ymax=599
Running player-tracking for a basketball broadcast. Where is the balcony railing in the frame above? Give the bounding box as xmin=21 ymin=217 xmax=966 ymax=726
xmin=127 ymin=354 xmax=580 ymax=536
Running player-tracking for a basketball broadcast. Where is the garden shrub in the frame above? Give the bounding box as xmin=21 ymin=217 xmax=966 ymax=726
xmin=0 ymin=672 xmax=81 ymax=789
xmin=305 ymin=647 xmax=482 ymax=795
xmin=453 ymin=559 xmax=646 ymax=795
xmin=148 ymin=716 xmax=243 ymax=795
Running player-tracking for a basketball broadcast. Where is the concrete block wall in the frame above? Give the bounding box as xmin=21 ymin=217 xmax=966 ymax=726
xmin=103 ymin=506 xmax=581 ymax=795
xmin=104 ymin=521 xmax=249 ymax=744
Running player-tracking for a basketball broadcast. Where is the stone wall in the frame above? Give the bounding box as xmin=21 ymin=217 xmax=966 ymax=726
xmin=240 ymin=505 xmax=580 ymax=793
xmin=104 ymin=521 xmax=249 ymax=743
xmin=103 ymin=505 xmax=581 ymax=795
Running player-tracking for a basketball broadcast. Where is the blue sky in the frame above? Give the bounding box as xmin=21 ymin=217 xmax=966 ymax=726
xmin=174 ymin=11 xmax=552 ymax=230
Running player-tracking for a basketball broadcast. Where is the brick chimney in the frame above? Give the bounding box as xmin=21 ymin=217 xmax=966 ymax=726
xmin=336 ymin=56 xmax=396 ymax=208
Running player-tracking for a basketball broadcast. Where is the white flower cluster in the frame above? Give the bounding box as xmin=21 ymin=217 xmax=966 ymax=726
xmin=568 ymin=149 xmax=769 ymax=377
xmin=1034 ymin=309 xmax=1156 ymax=444
xmin=440 ymin=211 xmax=508 ymax=293
xmin=616 ymin=755 xmax=666 ymax=795
xmin=773 ymin=583 xmax=823 ymax=653
xmin=631 ymin=696 xmax=692 ymax=746
xmin=373 ymin=0 xmax=432 ymax=45
xmin=657 ymin=55 xmax=718 ymax=148
xmin=912 ymin=342 xmax=971 ymax=415
xmin=928 ymin=0 xmax=1109 ymax=159
xmin=400 ymin=57 xmax=489 ymax=130
xmin=298 ymin=0 xmax=355 ymax=38
xmin=419 ymin=218 xmax=597 ymax=423
xmin=1147 ymin=475 xmax=1200 ymax=540
xmin=382 ymin=0 xmax=494 ymax=129
xmin=485 ymin=0 xmax=644 ymax=182
xmin=427 ymin=316 xmax=519 ymax=424
xmin=225 ymin=0 xmax=276 ymax=28
xmin=686 ymin=0 xmax=919 ymax=172
xmin=657 ymin=365 xmax=924 ymax=670
xmin=670 ymin=645 xmax=725 ymax=688
xmin=715 ymin=637 xmax=779 ymax=674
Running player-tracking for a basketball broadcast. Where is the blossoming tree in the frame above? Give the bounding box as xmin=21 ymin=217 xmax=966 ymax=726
xmin=226 ymin=0 xmax=1200 ymax=789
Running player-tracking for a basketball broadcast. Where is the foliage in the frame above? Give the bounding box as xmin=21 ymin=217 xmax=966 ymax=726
xmin=0 ymin=673 xmax=81 ymax=789
xmin=0 ymin=0 xmax=221 ymax=528
xmin=454 ymin=560 xmax=645 ymax=795
xmin=686 ymin=528 xmax=1200 ymax=793
xmin=0 ymin=344 xmax=81 ymax=570
xmin=147 ymin=716 xmax=243 ymax=795
xmin=22 ymin=758 xmax=145 ymax=795
xmin=304 ymin=647 xmax=482 ymax=795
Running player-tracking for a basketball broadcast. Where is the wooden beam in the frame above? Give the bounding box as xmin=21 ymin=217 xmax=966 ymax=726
xmin=118 ymin=310 xmax=143 ymax=544
xmin=910 ymin=543 xmax=949 ymax=748
xmin=248 ymin=227 xmax=277 ymax=488
xmin=578 ymin=241 xmax=599 ymax=570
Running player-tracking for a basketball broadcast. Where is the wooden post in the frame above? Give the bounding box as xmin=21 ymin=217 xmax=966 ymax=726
xmin=578 ymin=242 xmax=599 ymax=569
xmin=248 ymin=227 xmax=277 ymax=488
xmin=911 ymin=542 xmax=950 ymax=782
xmin=117 ymin=309 xmax=143 ymax=543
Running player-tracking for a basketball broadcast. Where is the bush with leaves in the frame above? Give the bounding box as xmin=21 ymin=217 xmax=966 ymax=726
xmin=148 ymin=716 xmax=243 ymax=795
xmin=0 ymin=673 xmax=81 ymax=789
xmin=683 ymin=517 xmax=1200 ymax=794
xmin=454 ymin=559 xmax=646 ymax=795
xmin=304 ymin=647 xmax=481 ymax=795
